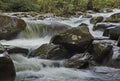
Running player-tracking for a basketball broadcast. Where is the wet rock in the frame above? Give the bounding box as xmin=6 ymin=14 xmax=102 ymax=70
xmin=31 ymin=43 xmax=69 ymax=60
xmin=90 ymin=16 xmax=104 ymax=24
xmin=50 ymin=26 xmax=94 ymax=53
xmin=3 ymin=45 xmax=29 ymax=55
xmin=117 ymin=36 xmax=120 ymax=47
xmin=0 ymin=44 xmax=16 ymax=81
xmin=64 ymin=52 xmax=92 ymax=69
xmin=82 ymin=14 xmax=92 ymax=18
xmin=106 ymin=13 xmax=120 ymax=23
xmin=0 ymin=14 xmax=26 ymax=40
xmin=93 ymin=23 xmax=116 ymax=31
xmin=103 ymin=26 xmax=120 ymax=40
xmin=107 ymin=46 xmax=120 ymax=68
xmin=92 ymin=40 xmax=113 ymax=64
xmin=109 ymin=26 xmax=120 ymax=40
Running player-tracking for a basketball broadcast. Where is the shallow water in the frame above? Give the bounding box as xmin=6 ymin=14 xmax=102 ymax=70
xmin=2 ymin=8 xmax=120 ymax=81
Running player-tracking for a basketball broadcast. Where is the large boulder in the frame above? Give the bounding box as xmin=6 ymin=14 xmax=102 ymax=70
xmin=105 ymin=13 xmax=120 ymax=23
xmin=92 ymin=40 xmax=113 ymax=64
xmin=64 ymin=52 xmax=92 ymax=69
xmin=50 ymin=26 xmax=94 ymax=53
xmin=30 ymin=43 xmax=69 ymax=60
xmin=103 ymin=26 xmax=120 ymax=40
xmin=0 ymin=14 xmax=26 ymax=40
xmin=0 ymin=44 xmax=16 ymax=81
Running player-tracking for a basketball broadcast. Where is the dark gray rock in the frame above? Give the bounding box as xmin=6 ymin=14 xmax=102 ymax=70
xmin=64 ymin=52 xmax=92 ymax=69
xmin=31 ymin=43 xmax=69 ymax=60
xmin=105 ymin=13 xmax=120 ymax=23
xmin=93 ymin=23 xmax=116 ymax=31
xmin=117 ymin=36 xmax=120 ymax=47
xmin=92 ymin=40 xmax=113 ymax=64
xmin=103 ymin=26 xmax=120 ymax=40
xmin=50 ymin=26 xmax=94 ymax=53
xmin=0 ymin=44 xmax=16 ymax=81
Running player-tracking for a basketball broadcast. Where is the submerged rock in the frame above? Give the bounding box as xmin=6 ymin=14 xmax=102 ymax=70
xmin=106 ymin=13 xmax=120 ymax=23
xmin=0 ymin=44 xmax=16 ymax=81
xmin=0 ymin=14 xmax=26 ymax=40
xmin=50 ymin=26 xmax=94 ymax=53
xmin=64 ymin=52 xmax=92 ymax=69
xmin=31 ymin=43 xmax=69 ymax=60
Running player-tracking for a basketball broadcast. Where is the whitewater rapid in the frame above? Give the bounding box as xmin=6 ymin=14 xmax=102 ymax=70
xmin=1 ymin=8 xmax=120 ymax=81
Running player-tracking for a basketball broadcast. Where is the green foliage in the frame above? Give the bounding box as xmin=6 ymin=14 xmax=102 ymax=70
xmin=0 ymin=0 xmax=120 ymax=15
xmin=0 ymin=0 xmax=40 ymax=12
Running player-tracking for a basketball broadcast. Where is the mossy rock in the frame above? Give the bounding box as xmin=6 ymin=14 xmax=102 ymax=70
xmin=92 ymin=41 xmax=113 ymax=64
xmin=64 ymin=52 xmax=92 ymax=69
xmin=105 ymin=13 xmax=120 ymax=23
xmin=0 ymin=14 xmax=26 ymax=40
xmin=50 ymin=26 xmax=94 ymax=53
xmin=90 ymin=16 xmax=104 ymax=24
xmin=31 ymin=43 xmax=69 ymax=60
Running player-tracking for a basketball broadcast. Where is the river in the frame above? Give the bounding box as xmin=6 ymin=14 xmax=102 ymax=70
xmin=1 ymin=9 xmax=120 ymax=81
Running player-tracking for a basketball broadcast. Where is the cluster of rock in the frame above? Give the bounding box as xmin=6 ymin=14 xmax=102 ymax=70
xmin=29 ymin=12 xmax=120 ymax=69
xmin=0 ymin=10 xmax=120 ymax=80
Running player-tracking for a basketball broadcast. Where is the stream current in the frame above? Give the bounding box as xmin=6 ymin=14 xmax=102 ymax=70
xmin=1 ymin=9 xmax=120 ymax=81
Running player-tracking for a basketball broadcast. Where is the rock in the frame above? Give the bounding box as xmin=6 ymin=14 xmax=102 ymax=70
xmin=31 ymin=43 xmax=69 ymax=60
xmin=82 ymin=14 xmax=92 ymax=18
xmin=92 ymin=40 xmax=113 ymax=64
xmin=50 ymin=26 xmax=94 ymax=53
xmin=0 ymin=44 xmax=16 ymax=81
xmin=109 ymin=26 xmax=120 ymax=40
xmin=0 ymin=14 xmax=26 ymax=40
xmin=90 ymin=16 xmax=104 ymax=24
xmin=107 ymin=46 xmax=120 ymax=68
xmin=117 ymin=36 xmax=120 ymax=47
xmin=103 ymin=26 xmax=120 ymax=40
xmin=93 ymin=23 xmax=116 ymax=31
xmin=103 ymin=28 xmax=111 ymax=36
xmin=102 ymin=8 xmax=113 ymax=13
xmin=64 ymin=52 xmax=92 ymax=69
xmin=3 ymin=45 xmax=29 ymax=55
xmin=106 ymin=13 xmax=120 ymax=23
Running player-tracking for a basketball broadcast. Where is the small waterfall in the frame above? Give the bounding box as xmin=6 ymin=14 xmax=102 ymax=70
xmin=18 ymin=21 xmax=70 ymax=39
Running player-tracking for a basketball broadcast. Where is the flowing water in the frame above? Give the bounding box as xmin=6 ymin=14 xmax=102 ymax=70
xmin=1 ymin=9 xmax=120 ymax=81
